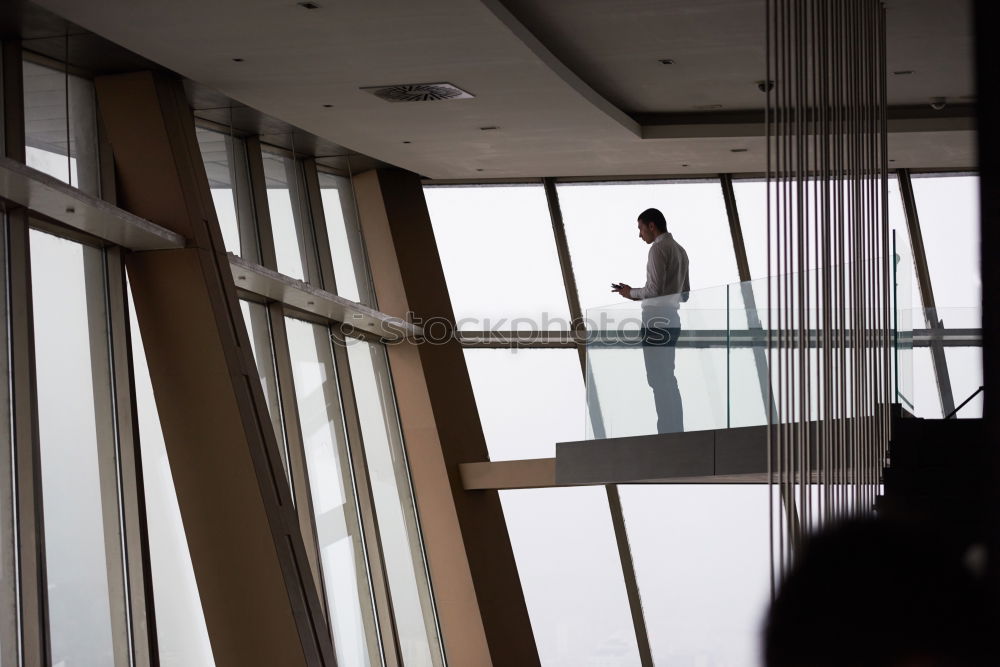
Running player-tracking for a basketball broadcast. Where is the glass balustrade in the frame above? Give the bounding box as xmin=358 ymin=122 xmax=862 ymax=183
xmin=583 ymin=257 xmax=979 ymax=439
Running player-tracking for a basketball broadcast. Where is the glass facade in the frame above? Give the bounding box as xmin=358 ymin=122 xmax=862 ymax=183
xmin=30 ymin=230 xmax=128 ymax=666
xmin=23 ymin=60 xmax=100 ymax=196
xmin=319 ymin=171 xmax=373 ymax=304
xmin=262 ymin=149 xmax=320 ymax=283
xmin=559 ymin=180 xmax=740 ymax=314
xmin=911 ymin=174 xmax=980 ymax=311
xmin=346 ymin=340 xmax=442 ymax=667
xmin=620 ymin=485 xmax=772 ymax=667
xmin=285 ymin=318 xmax=378 ymax=667
xmin=502 ymin=487 xmax=641 ymax=667
xmin=129 ymin=285 xmax=216 ymax=667
xmin=2 ymin=39 xmax=981 ymax=667
xmin=464 ymin=348 xmax=586 ymax=460
xmin=196 ymin=127 xmax=258 ymax=259
xmin=425 ymin=185 xmax=572 ymax=331
xmin=239 ymin=299 xmax=291 ymax=485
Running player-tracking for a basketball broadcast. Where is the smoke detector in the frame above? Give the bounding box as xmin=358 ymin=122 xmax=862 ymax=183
xmin=361 ymin=82 xmax=474 ymax=102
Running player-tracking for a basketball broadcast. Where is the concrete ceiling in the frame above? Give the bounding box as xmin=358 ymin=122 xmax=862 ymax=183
xmin=33 ymin=0 xmax=976 ymax=179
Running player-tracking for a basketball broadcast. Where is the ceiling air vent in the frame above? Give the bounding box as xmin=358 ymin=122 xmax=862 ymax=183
xmin=361 ymin=82 xmax=474 ymax=103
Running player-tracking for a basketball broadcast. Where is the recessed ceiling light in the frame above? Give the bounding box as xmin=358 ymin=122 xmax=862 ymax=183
xmin=892 ymin=70 xmax=914 ymax=76
xmin=232 ymin=57 xmax=244 ymax=62
xmin=659 ymin=59 xmax=675 ymax=65
xmin=322 ymin=104 xmax=333 ymax=108
xmin=694 ymin=104 xmax=723 ymax=110
xmin=681 ymin=164 xmax=689 ymax=167
xmin=402 ymin=140 xmax=411 ymax=144
xmin=298 ymin=1 xmax=321 ymax=8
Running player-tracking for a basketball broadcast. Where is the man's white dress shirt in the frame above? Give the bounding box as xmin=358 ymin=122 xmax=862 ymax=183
xmin=631 ymin=232 xmax=690 ymax=302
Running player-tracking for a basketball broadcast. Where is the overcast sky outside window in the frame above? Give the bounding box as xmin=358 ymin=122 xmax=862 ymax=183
xmin=425 ymin=184 xmax=572 ymax=331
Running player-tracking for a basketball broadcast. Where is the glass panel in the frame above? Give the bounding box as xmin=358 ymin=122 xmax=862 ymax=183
xmin=30 ymin=229 xmax=127 ymax=665
xmin=501 ymin=487 xmax=641 ymax=666
xmin=464 ymin=348 xmax=586 ymax=460
xmin=196 ymin=128 xmax=257 ymax=259
xmin=262 ymin=150 xmax=319 ymax=282
xmin=424 ymin=184 xmax=571 ymax=331
xmin=239 ymin=300 xmax=291 ymax=487
xmin=945 ymin=346 xmax=983 ymax=418
xmin=620 ymin=485 xmax=771 ymax=667
xmin=23 ymin=60 xmax=100 ymax=196
xmin=318 ymin=171 xmax=372 ymax=304
xmin=346 ymin=339 xmax=442 ymax=666
xmin=731 ymin=179 xmax=769 ymax=281
xmin=128 ymin=285 xmax=216 ymax=666
xmin=558 ymin=180 xmax=739 ymax=316
xmin=587 ymin=285 xmax=729 ymax=438
xmin=285 ymin=318 xmax=376 ymax=667
xmin=911 ymin=174 xmax=980 ymax=313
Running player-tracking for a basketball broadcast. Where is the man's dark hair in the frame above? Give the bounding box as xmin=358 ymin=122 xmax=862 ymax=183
xmin=637 ymin=208 xmax=667 ymax=232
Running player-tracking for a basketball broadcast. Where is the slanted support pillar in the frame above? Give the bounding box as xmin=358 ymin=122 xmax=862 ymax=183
xmin=94 ymin=71 xmax=335 ymax=666
xmin=353 ymin=168 xmax=540 ymax=667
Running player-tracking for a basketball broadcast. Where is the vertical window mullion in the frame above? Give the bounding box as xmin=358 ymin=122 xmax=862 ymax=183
xmin=106 ymin=246 xmax=156 ymax=667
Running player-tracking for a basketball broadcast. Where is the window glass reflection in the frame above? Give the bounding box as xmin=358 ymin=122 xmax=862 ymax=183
xmin=285 ymin=318 xmax=376 ymax=667
xmin=318 ymin=171 xmax=372 ymax=304
xmin=425 ymin=185 xmax=571 ymax=331
xmin=30 ymin=229 xmax=128 ymax=666
xmin=196 ymin=128 xmax=257 ymax=259
xmin=558 ymin=180 xmax=739 ymax=315
xmin=262 ymin=150 xmax=319 ymax=282
xmin=23 ymin=60 xmax=100 ymax=196
xmin=128 ymin=284 xmax=215 ymax=667
xmin=346 ymin=339 xmax=442 ymax=666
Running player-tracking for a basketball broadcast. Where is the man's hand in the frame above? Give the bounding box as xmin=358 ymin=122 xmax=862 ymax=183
xmin=612 ymin=282 xmax=633 ymax=299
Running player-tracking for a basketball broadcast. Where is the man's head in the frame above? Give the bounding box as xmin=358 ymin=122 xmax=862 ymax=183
xmin=637 ymin=208 xmax=667 ymax=244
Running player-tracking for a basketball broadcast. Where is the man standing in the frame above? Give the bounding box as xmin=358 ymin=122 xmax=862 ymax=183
xmin=612 ymin=208 xmax=690 ymax=434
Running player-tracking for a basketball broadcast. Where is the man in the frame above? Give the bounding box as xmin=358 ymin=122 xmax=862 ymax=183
xmin=612 ymin=208 xmax=690 ymax=434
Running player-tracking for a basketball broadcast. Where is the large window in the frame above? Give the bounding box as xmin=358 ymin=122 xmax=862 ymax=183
xmin=425 ymin=184 xmax=572 ymax=331
xmin=262 ymin=149 xmax=320 ymax=283
xmin=196 ymin=127 xmax=258 ymax=259
xmin=319 ymin=171 xmax=373 ymax=305
xmin=285 ymin=318 xmax=379 ymax=667
xmin=239 ymin=300 xmax=291 ymax=486
xmin=346 ymin=340 xmax=443 ymax=667
xmin=31 ymin=230 xmax=129 ymax=666
xmin=23 ymin=59 xmax=100 ymax=196
xmin=502 ymin=487 xmax=641 ymax=667
xmin=911 ymin=174 xmax=980 ymax=311
xmin=129 ymin=286 xmax=216 ymax=667
xmin=559 ymin=180 xmax=740 ymax=315
xmin=620 ymin=485 xmax=772 ymax=667
xmin=464 ymin=348 xmax=586 ymax=460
